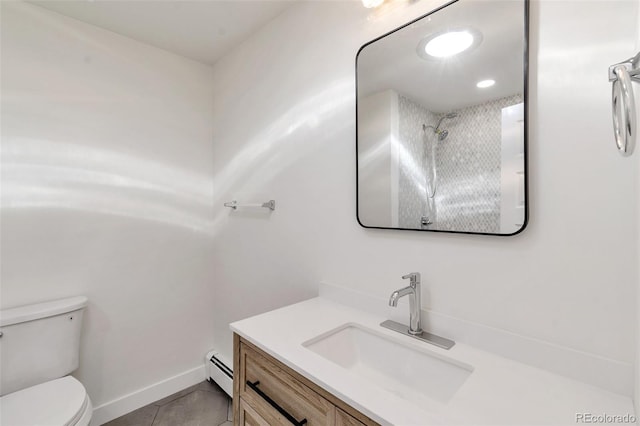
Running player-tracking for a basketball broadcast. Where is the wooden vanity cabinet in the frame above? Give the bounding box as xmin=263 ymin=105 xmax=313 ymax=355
xmin=233 ymin=334 xmax=379 ymax=426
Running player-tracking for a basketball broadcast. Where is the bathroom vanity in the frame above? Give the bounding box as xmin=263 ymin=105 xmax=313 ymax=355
xmin=231 ymin=297 xmax=635 ymax=426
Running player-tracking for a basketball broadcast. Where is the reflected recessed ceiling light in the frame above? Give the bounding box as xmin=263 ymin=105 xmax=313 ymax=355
xmin=425 ymin=31 xmax=473 ymax=57
xmin=362 ymin=0 xmax=384 ymax=8
xmin=476 ymin=79 xmax=496 ymax=88
xmin=417 ymin=29 xmax=482 ymax=61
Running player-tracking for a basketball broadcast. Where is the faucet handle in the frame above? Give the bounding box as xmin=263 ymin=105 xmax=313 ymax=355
xmin=401 ymin=272 xmax=420 ymax=285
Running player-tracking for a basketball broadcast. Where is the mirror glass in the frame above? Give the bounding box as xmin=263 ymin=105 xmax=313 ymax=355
xmin=356 ymin=0 xmax=527 ymax=235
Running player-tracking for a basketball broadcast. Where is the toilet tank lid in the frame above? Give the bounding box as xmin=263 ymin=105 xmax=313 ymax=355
xmin=1 ymin=296 xmax=88 ymax=327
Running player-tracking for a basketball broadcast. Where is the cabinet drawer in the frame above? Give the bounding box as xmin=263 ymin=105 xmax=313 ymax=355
xmin=239 ymin=397 xmax=270 ymax=426
xmin=239 ymin=343 xmax=335 ymax=425
xmin=336 ymin=409 xmax=365 ymax=426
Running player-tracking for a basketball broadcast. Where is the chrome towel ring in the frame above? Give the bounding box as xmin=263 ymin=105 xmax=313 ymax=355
xmin=609 ymin=52 xmax=640 ymax=157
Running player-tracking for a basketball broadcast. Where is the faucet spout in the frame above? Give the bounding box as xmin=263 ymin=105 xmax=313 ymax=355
xmin=388 ymin=272 xmax=422 ymax=335
xmin=388 ymin=286 xmax=413 ymax=307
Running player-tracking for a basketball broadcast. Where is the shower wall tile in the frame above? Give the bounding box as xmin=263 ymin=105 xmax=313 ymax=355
xmin=397 ymin=95 xmax=436 ymax=228
xmin=396 ymin=94 xmax=523 ymax=233
xmin=435 ymin=94 xmax=523 ymax=233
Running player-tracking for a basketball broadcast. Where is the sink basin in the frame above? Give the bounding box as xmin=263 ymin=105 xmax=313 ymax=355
xmin=302 ymin=323 xmax=472 ymax=408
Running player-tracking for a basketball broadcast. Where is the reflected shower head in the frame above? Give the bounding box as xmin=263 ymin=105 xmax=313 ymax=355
xmin=424 ymin=112 xmax=457 ymax=142
xmin=435 ymin=112 xmax=457 ymax=131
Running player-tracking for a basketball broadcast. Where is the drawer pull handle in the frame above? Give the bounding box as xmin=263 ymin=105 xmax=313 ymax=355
xmin=246 ymin=380 xmax=308 ymax=425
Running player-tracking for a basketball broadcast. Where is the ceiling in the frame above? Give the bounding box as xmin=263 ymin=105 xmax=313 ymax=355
xmin=357 ymin=0 xmax=525 ymax=113
xmin=28 ymin=0 xmax=294 ymax=65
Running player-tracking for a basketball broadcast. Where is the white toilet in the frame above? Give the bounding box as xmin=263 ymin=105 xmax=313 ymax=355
xmin=0 ymin=296 xmax=93 ymax=426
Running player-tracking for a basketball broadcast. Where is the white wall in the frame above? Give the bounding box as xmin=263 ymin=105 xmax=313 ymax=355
xmin=358 ymin=90 xmax=397 ymax=227
xmin=635 ymin=0 xmax=640 ymax=418
xmin=1 ymin=1 xmax=216 ymax=417
xmin=211 ymin=0 xmax=638 ymax=396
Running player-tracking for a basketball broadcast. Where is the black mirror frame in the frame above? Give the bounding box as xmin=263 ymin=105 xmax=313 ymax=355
xmin=355 ymin=0 xmax=529 ymax=237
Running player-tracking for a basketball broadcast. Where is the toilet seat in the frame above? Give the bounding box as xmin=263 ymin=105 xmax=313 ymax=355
xmin=0 ymin=376 xmax=92 ymax=426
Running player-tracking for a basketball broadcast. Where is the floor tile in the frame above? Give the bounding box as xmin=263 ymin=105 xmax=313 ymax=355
xmin=152 ymin=390 xmax=228 ymax=426
xmin=103 ymin=404 xmax=159 ymax=426
xmin=153 ymin=383 xmax=201 ymax=407
xmin=196 ymin=380 xmax=226 ymax=395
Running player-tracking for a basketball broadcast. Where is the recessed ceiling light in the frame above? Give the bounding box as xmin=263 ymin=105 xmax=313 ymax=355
xmin=362 ymin=0 xmax=384 ymax=8
xmin=476 ymin=79 xmax=496 ymax=88
xmin=416 ymin=29 xmax=482 ymax=61
xmin=424 ymin=31 xmax=474 ymax=58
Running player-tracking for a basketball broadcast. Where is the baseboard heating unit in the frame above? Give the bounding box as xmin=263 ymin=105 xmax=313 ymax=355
xmin=206 ymin=350 xmax=233 ymax=397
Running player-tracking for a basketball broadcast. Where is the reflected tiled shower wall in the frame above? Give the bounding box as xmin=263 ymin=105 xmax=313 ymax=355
xmin=397 ymin=95 xmax=437 ymax=228
xmin=397 ymin=94 xmax=523 ymax=233
xmin=435 ymin=94 xmax=523 ymax=233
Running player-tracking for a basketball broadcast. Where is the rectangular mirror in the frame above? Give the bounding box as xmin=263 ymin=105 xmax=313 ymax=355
xmin=356 ymin=0 xmax=528 ymax=236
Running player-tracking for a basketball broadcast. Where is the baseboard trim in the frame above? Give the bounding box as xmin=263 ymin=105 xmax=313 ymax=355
xmin=319 ymin=282 xmax=633 ymax=397
xmin=91 ymin=365 xmax=206 ymax=426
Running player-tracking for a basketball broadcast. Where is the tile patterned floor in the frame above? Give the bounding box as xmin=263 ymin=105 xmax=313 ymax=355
xmin=104 ymin=381 xmax=232 ymax=426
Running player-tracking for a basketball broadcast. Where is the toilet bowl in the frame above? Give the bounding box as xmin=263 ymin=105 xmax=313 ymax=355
xmin=1 ymin=376 xmax=92 ymax=426
xmin=0 ymin=296 xmax=93 ymax=425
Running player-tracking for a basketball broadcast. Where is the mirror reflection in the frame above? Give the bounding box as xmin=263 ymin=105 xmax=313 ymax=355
xmin=356 ymin=0 xmax=527 ymax=235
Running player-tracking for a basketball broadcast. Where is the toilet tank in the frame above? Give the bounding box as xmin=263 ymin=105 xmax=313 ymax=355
xmin=0 ymin=296 xmax=88 ymax=396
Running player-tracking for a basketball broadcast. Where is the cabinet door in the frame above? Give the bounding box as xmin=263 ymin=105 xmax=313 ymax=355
xmin=238 ymin=397 xmax=270 ymax=426
xmin=336 ymin=409 xmax=365 ymax=426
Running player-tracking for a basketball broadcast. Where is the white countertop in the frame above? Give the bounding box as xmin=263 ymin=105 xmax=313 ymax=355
xmin=230 ymin=297 xmax=635 ymax=426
